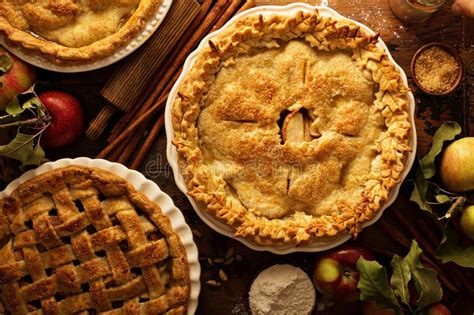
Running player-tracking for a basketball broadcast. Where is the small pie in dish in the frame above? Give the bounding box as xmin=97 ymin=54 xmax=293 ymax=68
xmin=172 ymin=10 xmax=412 ymax=246
xmin=0 ymin=166 xmax=190 ymax=314
xmin=0 ymin=0 xmax=161 ymax=63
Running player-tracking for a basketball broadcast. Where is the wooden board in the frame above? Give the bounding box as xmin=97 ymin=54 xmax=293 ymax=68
xmin=101 ymin=0 xmax=201 ymax=112
xmin=35 ymin=0 xmax=474 ymax=314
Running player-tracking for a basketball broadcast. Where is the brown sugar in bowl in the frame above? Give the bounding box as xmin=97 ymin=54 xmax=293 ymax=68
xmin=411 ymin=42 xmax=463 ymax=95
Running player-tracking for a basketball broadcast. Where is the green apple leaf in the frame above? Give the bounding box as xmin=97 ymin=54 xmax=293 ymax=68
xmin=390 ymin=255 xmax=411 ymax=306
xmin=403 ymin=241 xmax=442 ymax=310
xmin=357 ymin=257 xmax=400 ymax=313
xmin=409 ymin=164 xmax=432 ymax=213
xmin=6 ymin=97 xmax=24 ymax=115
xmin=435 ymin=194 xmax=452 ymax=204
xmin=0 ymin=131 xmax=35 ymax=163
xmin=437 ymin=229 xmax=474 ymax=268
xmin=22 ymin=96 xmax=42 ymax=110
xmin=420 ymin=121 xmax=461 ymax=179
xmin=413 ymin=267 xmax=442 ymax=310
xmin=23 ymin=141 xmax=45 ymax=166
xmin=0 ymin=54 xmax=12 ymax=73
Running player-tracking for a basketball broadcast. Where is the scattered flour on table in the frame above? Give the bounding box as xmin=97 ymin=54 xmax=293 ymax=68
xmin=249 ymin=264 xmax=316 ymax=315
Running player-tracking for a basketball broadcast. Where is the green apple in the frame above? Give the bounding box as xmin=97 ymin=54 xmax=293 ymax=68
xmin=460 ymin=205 xmax=474 ymax=241
xmin=312 ymin=245 xmax=375 ymax=302
xmin=440 ymin=137 xmax=474 ymax=192
xmin=0 ymin=47 xmax=36 ymax=111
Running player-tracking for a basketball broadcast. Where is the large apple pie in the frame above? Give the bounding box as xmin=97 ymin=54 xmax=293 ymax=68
xmin=0 ymin=0 xmax=161 ymax=62
xmin=0 ymin=166 xmax=190 ymax=314
xmin=172 ymin=11 xmax=412 ymax=246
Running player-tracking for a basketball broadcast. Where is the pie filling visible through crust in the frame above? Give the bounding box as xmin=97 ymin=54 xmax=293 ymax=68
xmin=0 ymin=0 xmax=161 ymax=62
xmin=172 ymin=11 xmax=412 ymax=246
xmin=0 ymin=166 xmax=190 ymax=314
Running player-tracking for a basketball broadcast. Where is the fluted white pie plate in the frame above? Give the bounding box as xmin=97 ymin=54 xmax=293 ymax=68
xmin=165 ymin=3 xmax=417 ymax=254
xmin=0 ymin=0 xmax=172 ymax=72
xmin=0 ymin=157 xmax=200 ymax=315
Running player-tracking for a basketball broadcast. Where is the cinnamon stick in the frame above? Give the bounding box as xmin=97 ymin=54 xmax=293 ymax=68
xmin=379 ymin=219 xmax=441 ymax=270
xmin=108 ymin=0 xmax=213 ymax=141
xmin=127 ymin=70 xmax=181 ymax=167
xmin=391 ymin=211 xmax=437 ymax=256
xmin=379 ymin=218 xmax=469 ymax=293
xmin=130 ymin=113 xmax=165 ymax=170
xmin=416 ymin=218 xmax=441 ymax=249
xmin=213 ymin=0 xmax=245 ymax=30
xmin=388 ymin=212 xmax=474 ymax=294
xmin=193 ymin=0 xmax=214 ymax=27
xmin=236 ymin=0 xmax=256 ymax=14
xmin=107 ymin=139 xmax=129 ymax=162
xmin=114 ymin=73 xmax=177 ymax=165
xmin=118 ymin=132 xmax=143 ymax=165
xmin=96 ymin=94 xmax=168 ymax=159
xmin=378 ymin=219 xmax=411 ymax=249
xmin=109 ymin=0 xmax=229 ymax=141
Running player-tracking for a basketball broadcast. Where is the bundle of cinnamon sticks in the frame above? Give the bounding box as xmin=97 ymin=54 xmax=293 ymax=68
xmin=96 ymin=0 xmax=256 ymax=169
xmin=377 ymin=207 xmax=474 ymax=297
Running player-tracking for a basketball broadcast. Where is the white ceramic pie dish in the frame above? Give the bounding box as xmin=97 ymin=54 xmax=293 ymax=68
xmin=0 ymin=157 xmax=200 ymax=315
xmin=165 ymin=3 xmax=417 ymax=254
xmin=0 ymin=0 xmax=172 ymax=73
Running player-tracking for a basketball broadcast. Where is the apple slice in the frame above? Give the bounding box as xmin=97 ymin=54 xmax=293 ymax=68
xmin=282 ymin=111 xmax=304 ymax=143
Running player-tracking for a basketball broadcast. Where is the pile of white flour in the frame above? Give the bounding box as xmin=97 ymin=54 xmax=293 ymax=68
xmin=249 ymin=264 xmax=316 ymax=315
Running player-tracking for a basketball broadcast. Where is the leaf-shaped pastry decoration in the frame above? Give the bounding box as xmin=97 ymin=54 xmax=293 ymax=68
xmin=420 ymin=121 xmax=461 ymax=179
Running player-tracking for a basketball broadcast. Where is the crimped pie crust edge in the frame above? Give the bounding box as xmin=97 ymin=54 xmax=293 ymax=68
xmin=0 ymin=0 xmax=161 ymax=63
xmin=171 ymin=10 xmax=412 ymax=246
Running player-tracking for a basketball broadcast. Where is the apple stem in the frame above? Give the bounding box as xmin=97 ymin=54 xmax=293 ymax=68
xmin=0 ymin=117 xmax=47 ymax=129
xmin=439 ymin=196 xmax=465 ymax=220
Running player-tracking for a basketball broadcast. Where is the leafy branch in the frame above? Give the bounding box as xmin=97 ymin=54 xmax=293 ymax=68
xmin=409 ymin=121 xmax=474 ymax=268
xmin=357 ymin=241 xmax=442 ymax=314
xmin=0 ymin=84 xmax=49 ymax=166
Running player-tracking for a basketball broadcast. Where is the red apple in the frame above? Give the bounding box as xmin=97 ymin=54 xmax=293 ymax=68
xmin=0 ymin=47 xmax=36 ymax=110
xmin=39 ymin=91 xmax=84 ymax=148
xmin=423 ymin=303 xmax=451 ymax=315
xmin=312 ymin=245 xmax=375 ymax=302
xmin=362 ymin=300 xmax=396 ymax=315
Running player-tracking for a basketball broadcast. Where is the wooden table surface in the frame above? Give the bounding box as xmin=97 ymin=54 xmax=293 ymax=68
xmin=32 ymin=0 xmax=474 ymax=314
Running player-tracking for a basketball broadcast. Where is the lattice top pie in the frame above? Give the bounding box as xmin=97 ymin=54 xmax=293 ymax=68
xmin=0 ymin=166 xmax=190 ymax=314
xmin=172 ymin=11 xmax=412 ymax=246
xmin=0 ymin=0 xmax=160 ymax=62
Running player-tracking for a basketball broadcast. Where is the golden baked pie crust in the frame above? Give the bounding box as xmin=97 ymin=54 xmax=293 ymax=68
xmin=172 ymin=10 xmax=412 ymax=246
xmin=0 ymin=0 xmax=161 ymax=63
xmin=0 ymin=166 xmax=189 ymax=314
